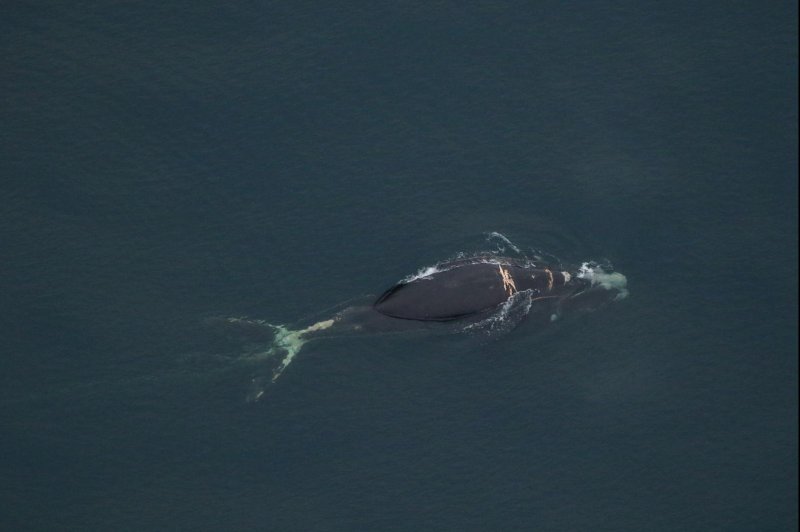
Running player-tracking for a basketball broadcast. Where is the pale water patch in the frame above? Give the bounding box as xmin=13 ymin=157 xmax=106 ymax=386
xmin=577 ymin=262 xmax=629 ymax=300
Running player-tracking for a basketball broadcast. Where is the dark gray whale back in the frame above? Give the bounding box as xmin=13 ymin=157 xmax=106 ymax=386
xmin=373 ymin=262 xmax=509 ymax=321
xmin=372 ymin=257 xmax=578 ymax=322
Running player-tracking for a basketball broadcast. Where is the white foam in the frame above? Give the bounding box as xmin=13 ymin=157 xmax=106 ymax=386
xmin=400 ymin=255 xmax=503 ymax=283
xmin=485 ymin=231 xmax=522 ymax=254
xmin=402 ymin=265 xmax=443 ymax=283
xmin=577 ymin=262 xmax=629 ymax=300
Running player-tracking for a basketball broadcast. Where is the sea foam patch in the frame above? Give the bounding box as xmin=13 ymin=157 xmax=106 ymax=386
xmin=577 ymin=262 xmax=629 ymax=300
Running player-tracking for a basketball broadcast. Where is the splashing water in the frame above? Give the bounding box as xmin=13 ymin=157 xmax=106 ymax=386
xmin=576 ymin=262 xmax=629 ymax=300
xmin=485 ymin=231 xmax=523 ymax=255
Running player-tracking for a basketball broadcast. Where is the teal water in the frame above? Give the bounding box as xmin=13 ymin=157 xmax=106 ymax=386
xmin=1 ymin=2 xmax=797 ymax=530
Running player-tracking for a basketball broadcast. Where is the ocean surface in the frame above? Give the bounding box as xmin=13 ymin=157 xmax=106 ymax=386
xmin=1 ymin=2 xmax=797 ymax=530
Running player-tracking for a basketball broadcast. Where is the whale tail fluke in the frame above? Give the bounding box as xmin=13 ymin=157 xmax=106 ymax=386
xmin=226 ymin=318 xmax=335 ymax=401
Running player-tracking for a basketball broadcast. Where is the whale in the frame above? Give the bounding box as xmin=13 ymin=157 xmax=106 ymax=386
xmin=373 ymin=258 xmax=577 ymax=321
xmin=214 ymin=255 xmax=629 ymax=399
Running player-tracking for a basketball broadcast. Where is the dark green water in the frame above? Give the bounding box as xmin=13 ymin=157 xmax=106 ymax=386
xmin=1 ymin=2 xmax=796 ymax=530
